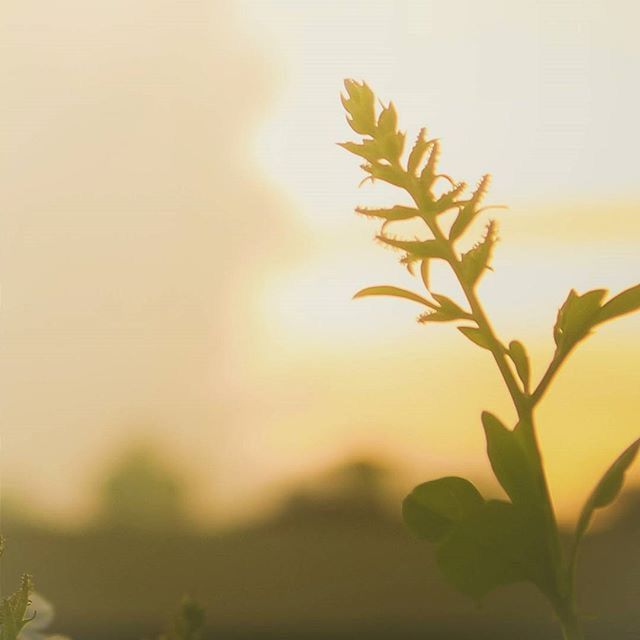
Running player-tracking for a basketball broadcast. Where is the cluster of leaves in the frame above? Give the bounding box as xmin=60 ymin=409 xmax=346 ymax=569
xmin=0 ymin=540 xmax=35 ymax=640
xmin=340 ymin=79 xmax=640 ymax=633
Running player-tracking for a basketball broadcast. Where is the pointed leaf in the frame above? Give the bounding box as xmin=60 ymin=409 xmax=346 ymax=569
xmin=481 ymin=412 xmax=543 ymax=506
xmin=575 ymin=438 xmax=640 ymax=542
xmin=507 ymin=340 xmax=530 ymax=390
xmin=337 ymin=140 xmax=382 ymax=163
xmin=355 ymin=205 xmax=419 ymax=223
xmin=377 ymin=236 xmax=449 ymax=260
xmin=377 ymin=102 xmax=398 ymax=135
xmin=361 ymin=162 xmax=407 ymax=189
xmin=403 ymin=477 xmax=484 ymax=543
xmin=457 ymin=326 xmax=491 ymax=350
xmin=437 ymin=500 xmax=556 ymax=601
xmin=553 ymin=288 xmax=607 ymax=349
xmin=595 ymin=284 xmax=640 ymax=325
xmin=459 ymin=220 xmax=497 ymax=287
xmin=353 ymin=286 xmax=435 ymax=309
xmin=341 ymin=79 xmax=376 ymax=136
xmin=418 ymin=140 xmax=441 ymax=192
xmin=432 ymin=294 xmax=470 ymax=320
xmin=432 ymin=182 xmax=467 ymax=214
xmin=449 ymin=175 xmax=491 ymax=242
xmin=407 ymin=128 xmax=431 ymax=176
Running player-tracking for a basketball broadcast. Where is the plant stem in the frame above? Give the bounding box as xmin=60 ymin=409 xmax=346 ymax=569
xmin=410 ymin=185 xmax=579 ymax=637
xmin=558 ymin=601 xmax=584 ymax=640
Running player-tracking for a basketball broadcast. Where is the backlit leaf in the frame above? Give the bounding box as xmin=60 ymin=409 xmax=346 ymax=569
xmin=432 ymin=294 xmax=470 ymax=320
xmin=355 ymin=205 xmax=419 ymax=223
xmin=403 ymin=477 xmax=484 ymax=543
xmin=575 ymin=438 xmax=640 ymax=543
xmin=595 ymin=284 xmax=640 ymax=324
xmin=449 ymin=175 xmax=491 ymax=242
xmin=457 ymin=326 xmax=491 ymax=350
xmin=407 ymin=128 xmax=431 ymax=176
xmin=377 ymin=236 xmax=449 ymax=260
xmin=481 ymin=412 xmax=542 ymax=507
xmin=437 ymin=500 xmax=555 ymax=601
xmin=553 ymin=289 xmax=607 ymax=350
xmin=353 ymin=286 xmax=435 ymax=309
xmin=459 ymin=220 xmax=497 ymax=287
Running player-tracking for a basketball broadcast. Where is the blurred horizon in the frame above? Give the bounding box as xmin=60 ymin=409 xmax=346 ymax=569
xmin=1 ymin=0 xmax=639 ymax=530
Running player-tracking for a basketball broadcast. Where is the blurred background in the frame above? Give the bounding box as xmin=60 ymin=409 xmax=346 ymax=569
xmin=1 ymin=1 xmax=639 ymax=638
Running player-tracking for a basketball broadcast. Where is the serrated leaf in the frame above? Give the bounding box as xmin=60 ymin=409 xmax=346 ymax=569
xmin=403 ymin=477 xmax=484 ymax=543
xmin=457 ymin=326 xmax=491 ymax=350
xmin=459 ymin=220 xmax=497 ymax=287
xmin=508 ymin=340 xmax=530 ymax=390
xmin=377 ymin=102 xmax=398 ymax=135
xmin=337 ymin=140 xmax=382 ymax=164
xmin=355 ymin=205 xmax=419 ymax=223
xmin=377 ymin=236 xmax=449 ymax=260
xmin=361 ymin=162 xmax=407 ymax=189
xmin=449 ymin=175 xmax=491 ymax=242
xmin=432 ymin=294 xmax=470 ymax=320
xmin=437 ymin=500 xmax=555 ymax=601
xmin=575 ymin=438 xmax=640 ymax=543
xmin=407 ymin=128 xmax=431 ymax=176
xmin=353 ymin=286 xmax=435 ymax=309
xmin=432 ymin=182 xmax=467 ymax=215
xmin=595 ymin=283 xmax=640 ymax=325
xmin=482 ymin=412 xmax=542 ymax=507
xmin=553 ymin=288 xmax=607 ymax=350
xmin=341 ymin=79 xmax=377 ymax=136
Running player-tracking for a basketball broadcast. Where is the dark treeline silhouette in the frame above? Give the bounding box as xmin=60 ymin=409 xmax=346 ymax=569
xmin=2 ymin=445 xmax=639 ymax=639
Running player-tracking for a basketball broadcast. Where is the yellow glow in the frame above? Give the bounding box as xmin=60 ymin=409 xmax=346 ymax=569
xmin=2 ymin=0 xmax=639 ymax=527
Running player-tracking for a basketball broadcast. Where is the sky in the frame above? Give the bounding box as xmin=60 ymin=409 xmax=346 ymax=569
xmin=1 ymin=0 xmax=639 ymax=526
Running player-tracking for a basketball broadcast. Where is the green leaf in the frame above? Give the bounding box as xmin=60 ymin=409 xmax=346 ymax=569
xmin=459 ymin=220 xmax=498 ymax=287
xmin=481 ymin=412 xmax=542 ymax=507
xmin=432 ymin=294 xmax=470 ymax=320
xmin=437 ymin=500 xmax=555 ymax=601
xmin=0 ymin=573 xmax=34 ymax=640
xmin=403 ymin=477 xmax=484 ymax=543
xmin=595 ymin=283 xmax=640 ymax=324
xmin=337 ymin=140 xmax=382 ymax=164
xmin=575 ymin=438 xmax=640 ymax=543
xmin=377 ymin=236 xmax=449 ymax=260
xmin=418 ymin=140 xmax=441 ymax=192
xmin=355 ymin=205 xmax=419 ymax=223
xmin=407 ymin=128 xmax=431 ymax=176
xmin=432 ymin=182 xmax=467 ymax=215
xmin=361 ymin=162 xmax=407 ymax=189
xmin=553 ymin=288 xmax=607 ymax=350
xmin=341 ymin=79 xmax=377 ymax=136
xmin=377 ymin=102 xmax=398 ymax=135
xmin=457 ymin=326 xmax=491 ymax=350
xmin=507 ymin=340 xmax=530 ymax=390
xmin=449 ymin=175 xmax=491 ymax=242
xmin=353 ymin=286 xmax=435 ymax=309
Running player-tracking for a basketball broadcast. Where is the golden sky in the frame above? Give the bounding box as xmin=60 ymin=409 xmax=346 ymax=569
xmin=1 ymin=0 xmax=638 ymax=526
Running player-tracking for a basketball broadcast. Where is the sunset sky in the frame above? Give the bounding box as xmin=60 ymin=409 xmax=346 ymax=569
xmin=1 ymin=0 xmax=638 ymax=526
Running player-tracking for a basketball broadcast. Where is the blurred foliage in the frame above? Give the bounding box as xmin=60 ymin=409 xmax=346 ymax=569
xmin=0 ymin=540 xmax=33 ymax=640
xmin=95 ymin=444 xmax=188 ymax=533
